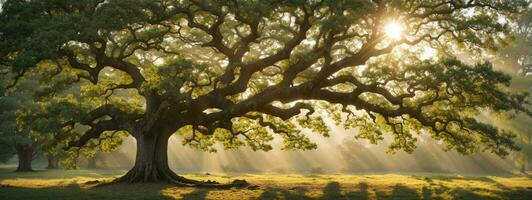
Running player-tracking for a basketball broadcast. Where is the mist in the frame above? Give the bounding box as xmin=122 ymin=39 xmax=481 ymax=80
xmin=96 ymin=124 xmax=517 ymax=175
xmin=89 ymin=52 xmax=530 ymax=176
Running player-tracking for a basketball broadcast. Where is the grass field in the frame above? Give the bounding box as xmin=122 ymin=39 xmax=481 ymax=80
xmin=0 ymin=168 xmax=531 ymax=200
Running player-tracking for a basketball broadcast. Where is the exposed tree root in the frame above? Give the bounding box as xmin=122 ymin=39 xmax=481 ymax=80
xmin=98 ymin=165 xmax=250 ymax=189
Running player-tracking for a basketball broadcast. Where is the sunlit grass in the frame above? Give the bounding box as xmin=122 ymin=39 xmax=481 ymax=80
xmin=0 ymin=168 xmax=531 ymax=199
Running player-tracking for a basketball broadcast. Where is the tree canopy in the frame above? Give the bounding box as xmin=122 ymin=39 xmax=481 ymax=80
xmin=501 ymin=9 xmax=532 ymax=75
xmin=0 ymin=74 xmax=43 ymax=170
xmin=497 ymin=8 xmax=532 ymax=173
xmin=0 ymin=0 xmax=531 ymax=184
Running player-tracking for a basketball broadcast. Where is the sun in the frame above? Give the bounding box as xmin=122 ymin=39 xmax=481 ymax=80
xmin=384 ymin=21 xmax=405 ymax=40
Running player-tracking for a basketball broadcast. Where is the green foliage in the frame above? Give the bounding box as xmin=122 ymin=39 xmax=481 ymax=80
xmin=320 ymin=0 xmax=374 ymax=32
xmin=0 ymin=0 xmax=530 ymax=161
xmin=0 ymin=0 xmax=162 ymax=74
xmin=333 ymin=57 xmax=530 ymax=156
xmin=0 ymin=62 xmax=127 ymax=168
xmin=495 ymin=9 xmax=532 ymax=171
xmin=0 ymin=74 xmax=41 ymax=162
xmin=144 ymin=56 xmax=220 ymax=98
xmin=501 ymin=9 xmax=532 ymax=75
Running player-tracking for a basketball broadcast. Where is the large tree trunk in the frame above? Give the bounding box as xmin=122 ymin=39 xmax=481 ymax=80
xmin=117 ymin=131 xmax=187 ymax=183
xmin=15 ymin=144 xmax=34 ymax=172
xmin=46 ymin=155 xmax=59 ymax=169
xmin=87 ymin=156 xmax=98 ymax=169
xmin=520 ymin=157 xmax=528 ymax=175
xmin=116 ymin=130 xmax=248 ymax=188
xmin=115 ymin=129 xmax=248 ymax=187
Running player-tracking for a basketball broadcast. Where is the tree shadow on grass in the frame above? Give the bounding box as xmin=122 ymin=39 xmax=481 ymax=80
xmin=1 ymin=175 xmax=530 ymax=200
xmin=375 ymin=184 xmax=421 ymax=200
xmin=86 ymin=180 xmax=526 ymax=200
xmin=424 ymin=175 xmax=532 ymax=200
xmin=448 ymin=187 xmax=491 ymax=200
xmin=428 ymin=175 xmax=511 ymax=190
xmin=178 ymin=180 xmax=532 ymax=200
xmin=256 ymin=181 xmax=369 ymax=200
xmin=322 ymin=181 xmax=369 ymax=200
xmin=182 ymin=189 xmax=209 ymax=200
xmin=422 ymin=186 xmax=432 ymax=200
xmin=374 ymin=183 xmax=493 ymax=200
xmin=498 ymin=186 xmax=532 ymax=200
xmin=414 ymin=182 xmax=532 ymax=200
xmin=258 ymin=186 xmax=311 ymax=200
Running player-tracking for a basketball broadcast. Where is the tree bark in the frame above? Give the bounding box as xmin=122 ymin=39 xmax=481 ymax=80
xmin=115 ymin=128 xmax=248 ymax=187
xmin=87 ymin=156 xmax=98 ymax=169
xmin=15 ymin=144 xmax=34 ymax=172
xmin=46 ymin=155 xmax=60 ymax=169
xmin=116 ymin=131 xmax=187 ymax=183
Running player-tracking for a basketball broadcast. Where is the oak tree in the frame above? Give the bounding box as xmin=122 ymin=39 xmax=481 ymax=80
xmin=1 ymin=0 xmax=531 ymax=185
xmin=501 ymin=9 xmax=532 ymax=75
xmin=0 ymin=77 xmax=42 ymax=171
xmin=498 ymin=9 xmax=532 ymax=174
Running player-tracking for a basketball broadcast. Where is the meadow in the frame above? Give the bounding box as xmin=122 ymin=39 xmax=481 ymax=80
xmin=0 ymin=168 xmax=531 ymax=200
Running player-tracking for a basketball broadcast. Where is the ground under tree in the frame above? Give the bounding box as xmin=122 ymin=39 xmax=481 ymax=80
xmin=1 ymin=0 xmax=531 ymax=185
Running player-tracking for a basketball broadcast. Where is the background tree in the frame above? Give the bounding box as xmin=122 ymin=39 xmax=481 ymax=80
xmin=495 ymin=9 xmax=532 ymax=174
xmin=0 ymin=77 xmax=42 ymax=172
xmin=0 ymin=58 xmax=122 ymax=171
xmin=13 ymin=65 xmax=128 ymax=170
xmin=80 ymin=130 xmax=128 ymax=169
xmin=501 ymin=9 xmax=532 ymax=76
xmin=1 ymin=0 xmax=531 ymax=185
xmin=45 ymin=154 xmax=60 ymax=169
xmin=0 ymin=78 xmax=16 ymax=163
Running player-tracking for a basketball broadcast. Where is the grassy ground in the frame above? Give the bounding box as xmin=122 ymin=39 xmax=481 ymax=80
xmin=0 ymin=168 xmax=531 ymax=200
